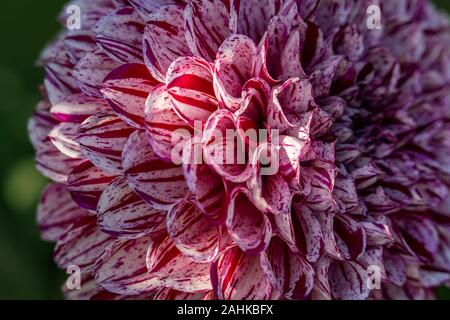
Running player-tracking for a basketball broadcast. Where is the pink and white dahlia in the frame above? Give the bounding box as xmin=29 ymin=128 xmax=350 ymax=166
xmin=29 ymin=0 xmax=450 ymax=300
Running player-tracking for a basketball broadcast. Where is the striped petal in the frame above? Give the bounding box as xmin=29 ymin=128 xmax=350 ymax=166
xmin=143 ymin=4 xmax=191 ymax=82
xmin=36 ymin=138 xmax=84 ymax=184
xmin=67 ymin=161 xmax=116 ymax=212
xmin=311 ymin=256 xmax=332 ymax=300
xmin=167 ymin=199 xmax=219 ymax=262
xmin=94 ymin=7 xmax=144 ymax=63
xmin=248 ymin=143 xmax=293 ymax=215
xmin=63 ymin=30 xmax=96 ymax=64
xmin=279 ymin=29 xmax=305 ymax=81
xmin=73 ymin=49 xmax=120 ymax=98
xmin=253 ymin=16 xmax=294 ymax=84
xmin=49 ymin=122 xmax=82 ymax=158
xmin=203 ymin=110 xmax=252 ymax=183
xmin=154 ymin=288 xmax=213 ymax=300
xmin=28 ymin=101 xmax=58 ymax=151
xmin=303 ymin=160 xmax=337 ymax=213
xmin=236 ymin=77 xmax=271 ymax=128
xmin=290 ymin=204 xmax=324 ymax=263
xmin=213 ymin=35 xmax=256 ymax=111
xmin=395 ymin=215 xmax=440 ymax=261
xmin=184 ymin=0 xmax=233 ymax=61
xmin=333 ymin=214 xmax=367 ymax=260
xmin=383 ymin=250 xmax=407 ymax=286
xmin=147 ymin=235 xmax=212 ymax=292
xmin=268 ymin=77 xmax=315 ymax=131
xmin=102 ymin=63 xmax=160 ymax=128
xmin=44 ymin=61 xmax=79 ymax=105
xmin=166 ymin=56 xmax=218 ymax=126
xmin=334 ymin=177 xmax=359 ymax=214
xmin=95 ymin=236 xmax=161 ymax=295
xmin=278 ymin=135 xmax=310 ymax=181
xmin=54 ymin=215 xmax=113 ymax=272
xmin=123 ymin=130 xmax=189 ymax=210
xmin=182 ymin=138 xmax=226 ymax=219
xmin=317 ymin=213 xmax=342 ymax=260
xmin=50 ymin=93 xmax=110 ymax=123
xmin=361 ymin=218 xmax=394 ymax=246
xmin=226 ymin=187 xmax=272 ymax=254
xmin=328 ymin=261 xmax=370 ymax=300
xmin=97 ymin=176 xmax=165 ymax=239
xmin=260 ymin=237 xmax=314 ymax=300
xmin=235 ymin=0 xmax=282 ymax=43
xmin=37 ymin=183 xmax=88 ymax=242
xmin=145 ymin=85 xmax=193 ymax=161
xmin=251 ymin=173 xmax=292 ymax=216
xmin=310 ymin=55 xmax=342 ymax=98
xmin=211 ymin=246 xmax=273 ymax=300
xmin=128 ymin=0 xmax=183 ymax=19
xmin=77 ymin=111 xmax=135 ymax=175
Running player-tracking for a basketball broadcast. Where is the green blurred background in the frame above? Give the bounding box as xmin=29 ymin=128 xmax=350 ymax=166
xmin=0 ymin=0 xmax=449 ymax=299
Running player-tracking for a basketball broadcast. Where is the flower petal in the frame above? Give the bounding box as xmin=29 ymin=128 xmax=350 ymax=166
xmin=28 ymin=101 xmax=58 ymax=151
xmin=184 ymin=0 xmax=233 ymax=61
xmin=260 ymin=237 xmax=314 ymax=300
xmin=290 ymin=204 xmax=324 ymax=263
xmin=333 ymin=214 xmax=367 ymax=260
xmin=213 ymin=35 xmax=256 ymax=111
xmin=166 ymin=56 xmax=218 ymax=126
xmin=37 ymin=183 xmax=88 ymax=242
xmin=226 ymin=187 xmax=272 ymax=254
xmin=49 ymin=122 xmax=82 ymax=158
xmin=67 ymin=161 xmax=116 ymax=212
xmin=182 ymin=138 xmax=227 ymax=220
xmin=77 ymin=111 xmax=135 ymax=175
xmin=143 ymin=4 xmax=191 ymax=81
xmin=236 ymin=0 xmax=282 ymax=43
xmin=211 ymin=246 xmax=273 ymax=300
xmin=145 ymin=84 xmax=193 ymax=161
xmin=73 ymin=49 xmax=120 ymax=98
xmin=383 ymin=250 xmax=407 ymax=286
xmin=94 ymin=7 xmax=144 ymax=63
xmin=203 ymin=110 xmax=252 ymax=183
xmin=395 ymin=214 xmax=440 ymax=261
xmin=95 ymin=236 xmax=161 ymax=295
xmin=328 ymin=261 xmax=370 ymax=300
xmin=97 ymin=176 xmax=166 ymax=239
xmin=123 ymin=130 xmax=189 ymax=210
xmin=36 ymin=138 xmax=84 ymax=183
xmin=147 ymin=235 xmax=212 ymax=292
xmin=361 ymin=218 xmax=394 ymax=246
xmin=268 ymin=77 xmax=315 ymax=131
xmin=102 ymin=63 xmax=160 ymax=128
xmin=50 ymin=93 xmax=110 ymax=123
xmin=154 ymin=288 xmax=213 ymax=300
xmin=168 ymin=199 xmax=219 ymax=262
xmin=54 ymin=215 xmax=113 ymax=272
xmin=44 ymin=60 xmax=80 ymax=105
xmin=253 ymin=15 xmax=291 ymax=84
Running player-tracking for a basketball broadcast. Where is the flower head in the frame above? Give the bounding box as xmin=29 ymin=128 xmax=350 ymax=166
xmin=30 ymin=0 xmax=450 ymax=300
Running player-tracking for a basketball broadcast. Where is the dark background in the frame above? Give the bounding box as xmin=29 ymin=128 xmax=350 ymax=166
xmin=0 ymin=0 xmax=449 ymax=299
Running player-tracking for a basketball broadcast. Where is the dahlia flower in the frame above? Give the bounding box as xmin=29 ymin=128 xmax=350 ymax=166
xmin=29 ymin=0 xmax=450 ymax=300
